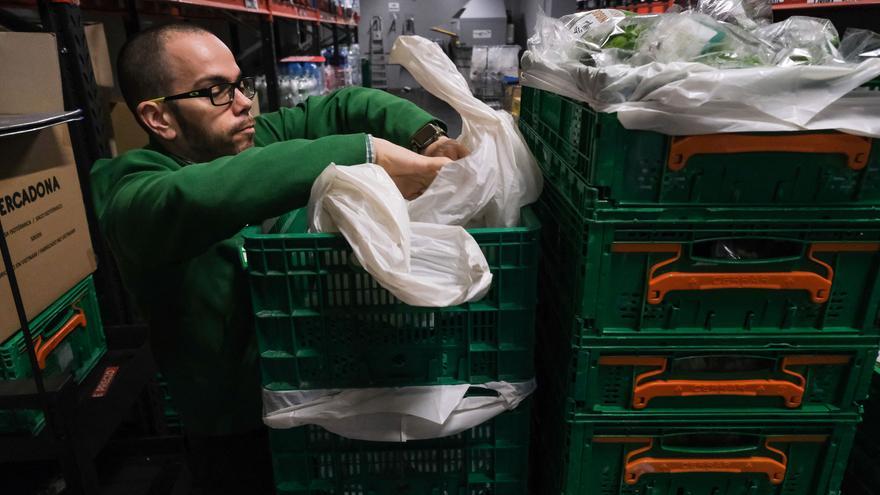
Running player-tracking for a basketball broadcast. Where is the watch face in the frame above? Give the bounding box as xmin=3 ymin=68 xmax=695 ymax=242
xmin=414 ymin=125 xmax=437 ymax=145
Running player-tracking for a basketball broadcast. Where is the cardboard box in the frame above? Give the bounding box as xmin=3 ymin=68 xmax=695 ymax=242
xmin=0 ymin=121 xmax=98 ymax=343
xmin=0 ymin=33 xmax=64 ymax=114
xmin=109 ymin=99 xmax=149 ymax=156
xmin=0 ymin=32 xmax=97 ymax=343
xmin=84 ymin=22 xmax=114 ymax=91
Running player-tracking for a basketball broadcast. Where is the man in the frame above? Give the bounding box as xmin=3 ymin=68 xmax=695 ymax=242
xmin=90 ymin=23 xmax=468 ymax=493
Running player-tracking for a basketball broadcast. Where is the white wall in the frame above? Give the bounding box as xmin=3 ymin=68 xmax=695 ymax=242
xmin=357 ymin=0 xmax=577 ymax=88
xmin=359 ymin=0 xmax=529 ymax=87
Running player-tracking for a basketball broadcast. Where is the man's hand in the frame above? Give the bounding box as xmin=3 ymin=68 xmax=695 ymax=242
xmin=421 ymin=136 xmax=470 ymax=161
xmin=373 ymin=137 xmax=450 ymax=200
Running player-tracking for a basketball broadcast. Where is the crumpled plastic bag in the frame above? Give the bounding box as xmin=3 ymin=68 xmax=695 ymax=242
xmin=390 ymin=35 xmax=543 ymax=228
xmin=521 ymin=7 xmax=880 ymax=136
xmin=307 ymin=163 xmax=492 ymax=307
xmin=840 ymin=28 xmax=880 ymax=62
xmin=553 ymin=9 xmax=661 ymax=67
xmin=754 ymin=16 xmax=842 ymax=66
xmin=629 ymin=12 xmax=774 ymax=68
xmin=696 ymin=0 xmax=771 ymax=30
xmin=534 ymin=9 xmax=774 ymax=70
xmin=262 ymin=380 xmax=535 ymax=441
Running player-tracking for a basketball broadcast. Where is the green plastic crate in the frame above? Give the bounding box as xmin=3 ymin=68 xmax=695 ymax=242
xmin=534 ymin=181 xmax=880 ymax=337
xmin=0 ymin=276 xmax=106 ymax=435
xmin=519 ymin=85 xmax=880 ymax=211
xmin=241 ymin=208 xmax=540 ymax=390
xmin=155 ymin=373 xmax=183 ymax=433
xmin=269 ymin=403 xmax=530 ymax=494
xmin=536 ymin=299 xmax=879 ymax=416
xmin=532 ymin=415 xmax=859 ymax=495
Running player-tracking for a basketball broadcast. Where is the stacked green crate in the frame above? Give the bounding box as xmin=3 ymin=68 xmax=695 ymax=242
xmin=270 ymin=400 xmax=531 ymax=494
xmin=537 ymin=414 xmax=860 ymax=495
xmin=241 ymin=207 xmax=540 ymax=493
xmin=519 ymin=84 xmax=880 ymax=212
xmin=520 ymin=85 xmax=880 ymax=495
xmin=155 ymin=373 xmax=183 ymax=433
xmin=0 ymin=276 xmax=106 ymax=435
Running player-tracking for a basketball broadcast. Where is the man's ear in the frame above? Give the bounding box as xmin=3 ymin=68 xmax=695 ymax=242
xmin=137 ymin=101 xmax=178 ymax=141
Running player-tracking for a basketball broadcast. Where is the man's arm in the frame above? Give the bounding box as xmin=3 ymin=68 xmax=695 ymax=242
xmin=95 ymin=134 xmax=451 ymax=270
xmin=95 ymin=134 xmax=369 ymax=269
xmin=255 ymin=86 xmax=441 ymax=148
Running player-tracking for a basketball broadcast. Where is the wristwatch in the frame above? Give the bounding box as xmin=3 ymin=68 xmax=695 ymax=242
xmin=410 ymin=122 xmax=446 ymax=153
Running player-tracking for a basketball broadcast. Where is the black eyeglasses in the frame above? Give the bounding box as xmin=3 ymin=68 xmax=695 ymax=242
xmin=146 ymin=76 xmax=256 ymax=106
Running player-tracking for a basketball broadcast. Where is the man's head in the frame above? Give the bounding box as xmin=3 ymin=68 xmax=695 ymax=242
xmin=118 ymin=24 xmax=255 ymax=162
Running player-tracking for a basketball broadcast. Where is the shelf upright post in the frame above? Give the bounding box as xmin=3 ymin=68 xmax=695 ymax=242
xmin=331 ymin=21 xmax=339 ymax=58
xmin=260 ymin=16 xmax=280 ymax=111
xmin=38 ymin=0 xmax=132 ymax=326
xmin=124 ymin=0 xmax=141 ymax=37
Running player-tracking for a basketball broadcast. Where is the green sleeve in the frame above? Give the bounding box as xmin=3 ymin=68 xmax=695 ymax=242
xmin=254 ymin=86 xmax=442 ymax=148
xmin=94 ymin=133 xmax=367 ymax=268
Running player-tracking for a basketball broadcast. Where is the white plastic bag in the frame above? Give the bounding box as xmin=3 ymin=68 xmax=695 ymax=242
xmin=262 ymin=380 xmax=536 ymax=441
xmin=390 ymin=35 xmax=543 ymax=228
xmin=307 ymin=163 xmax=492 ymax=307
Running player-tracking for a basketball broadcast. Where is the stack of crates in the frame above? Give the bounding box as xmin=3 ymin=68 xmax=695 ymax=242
xmin=240 ymin=207 xmax=541 ymax=494
xmin=155 ymin=373 xmax=183 ymax=434
xmin=0 ymin=276 xmax=106 ymax=435
xmin=519 ymin=84 xmax=880 ymax=495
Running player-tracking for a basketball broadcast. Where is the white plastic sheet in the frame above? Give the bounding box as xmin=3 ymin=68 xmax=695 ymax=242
xmin=521 ymin=11 xmax=880 ymax=137
xmin=262 ymin=380 xmax=536 ymax=442
xmin=390 ymin=35 xmax=543 ymax=228
xmin=307 ymin=163 xmax=492 ymax=307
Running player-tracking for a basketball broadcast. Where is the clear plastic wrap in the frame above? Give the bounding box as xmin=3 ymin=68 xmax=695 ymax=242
xmin=536 ymin=9 xmax=773 ymax=69
xmin=521 ymin=7 xmax=880 ymax=137
xmin=754 ymin=16 xmax=842 ymax=66
xmin=559 ymin=9 xmax=631 ymax=52
xmin=840 ymin=28 xmax=880 ymax=62
xmin=696 ymin=0 xmax=772 ymax=30
xmin=554 ymin=9 xmax=634 ymax=66
xmin=630 ymin=12 xmax=773 ymax=68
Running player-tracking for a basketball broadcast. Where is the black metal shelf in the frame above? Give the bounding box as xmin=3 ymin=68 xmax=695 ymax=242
xmin=0 ymin=325 xmax=157 ymax=492
xmin=0 ymin=0 xmax=357 ymax=491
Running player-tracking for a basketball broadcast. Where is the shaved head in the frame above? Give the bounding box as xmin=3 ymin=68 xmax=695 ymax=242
xmin=117 ymin=24 xmax=255 ymax=162
xmin=117 ymin=23 xmax=214 ymax=116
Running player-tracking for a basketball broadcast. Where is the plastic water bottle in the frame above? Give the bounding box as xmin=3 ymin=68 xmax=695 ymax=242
xmin=304 ymin=63 xmax=321 ymax=97
xmin=300 ymin=63 xmax=318 ymax=98
xmin=349 ymin=44 xmax=362 ymax=86
xmin=290 ymin=63 xmax=307 ymax=105
xmin=278 ymin=64 xmax=294 ymax=107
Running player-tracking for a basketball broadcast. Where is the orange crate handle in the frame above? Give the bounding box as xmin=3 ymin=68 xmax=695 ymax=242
xmin=668 ymin=133 xmax=872 ymax=171
xmin=622 ymin=438 xmax=788 ymax=485
xmin=599 ymin=355 xmax=851 ymax=409
xmin=34 ymin=308 xmax=87 ymax=370
xmin=611 ymin=242 xmax=880 ymax=305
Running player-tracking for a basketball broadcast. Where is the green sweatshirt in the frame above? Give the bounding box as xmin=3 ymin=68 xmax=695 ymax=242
xmin=90 ymin=87 xmax=439 ymax=435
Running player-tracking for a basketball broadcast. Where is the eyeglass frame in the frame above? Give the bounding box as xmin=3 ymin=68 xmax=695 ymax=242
xmin=145 ymin=76 xmax=256 ymax=106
